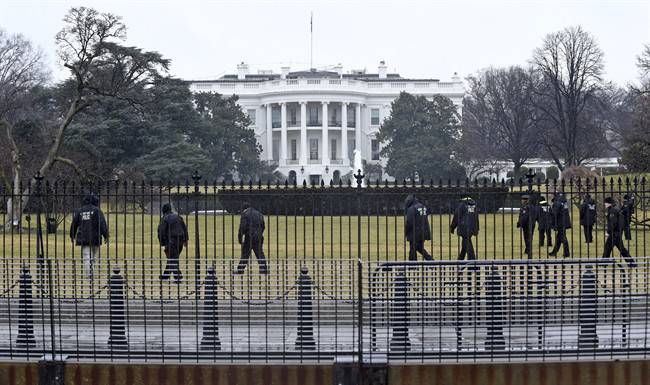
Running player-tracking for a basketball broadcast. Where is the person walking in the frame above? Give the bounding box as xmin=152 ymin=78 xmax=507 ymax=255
xmin=517 ymin=194 xmax=537 ymax=257
xmin=450 ymin=197 xmax=479 ymax=261
xmin=158 ymin=203 xmax=188 ymax=283
xmin=404 ymin=194 xmax=433 ymax=261
xmin=537 ymin=198 xmax=553 ymax=248
xmin=579 ymin=194 xmax=597 ymax=243
xmin=602 ymin=197 xmax=636 ymax=268
xmin=235 ymin=202 xmax=268 ymax=274
xmin=549 ymin=193 xmax=571 ymax=258
xmin=621 ymin=194 xmax=634 ymax=241
xmin=70 ymin=194 xmax=109 ymax=279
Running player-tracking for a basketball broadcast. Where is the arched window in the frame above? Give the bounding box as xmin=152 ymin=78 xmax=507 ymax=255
xmin=288 ymin=170 xmax=297 ymax=185
xmin=332 ymin=170 xmax=341 ymax=184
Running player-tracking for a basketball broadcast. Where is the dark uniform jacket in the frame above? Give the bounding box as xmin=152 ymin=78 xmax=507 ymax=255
xmin=621 ymin=198 xmax=634 ymax=227
xmin=606 ymin=206 xmax=625 ymax=238
xmin=157 ymin=212 xmax=188 ymax=246
xmin=70 ymin=197 xmax=109 ymax=246
xmin=450 ymin=199 xmax=479 ymax=237
xmin=404 ymin=196 xmax=432 ymax=242
xmin=238 ymin=207 xmax=265 ymax=243
xmin=517 ymin=203 xmax=538 ymax=230
xmin=537 ymin=203 xmax=553 ymax=230
xmin=552 ymin=196 xmax=572 ymax=229
xmin=579 ymin=198 xmax=597 ymax=226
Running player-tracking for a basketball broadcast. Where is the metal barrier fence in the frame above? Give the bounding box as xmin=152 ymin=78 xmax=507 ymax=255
xmin=0 ymin=172 xmax=648 ymax=363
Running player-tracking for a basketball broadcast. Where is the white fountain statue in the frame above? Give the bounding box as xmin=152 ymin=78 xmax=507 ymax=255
xmin=352 ymin=149 xmax=365 ymax=187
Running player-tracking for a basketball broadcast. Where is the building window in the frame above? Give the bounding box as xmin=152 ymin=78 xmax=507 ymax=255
xmin=329 ymin=106 xmax=340 ymax=126
xmin=272 ymin=139 xmax=279 ymax=161
xmin=347 ymin=105 xmax=356 ymax=127
xmin=308 ymin=106 xmax=320 ymax=126
xmin=348 ymin=139 xmax=355 ymax=160
xmin=310 ymin=138 xmax=319 ymax=160
xmin=371 ymin=139 xmax=380 ymax=160
xmin=247 ymin=109 xmax=256 ymax=125
xmin=291 ymin=139 xmax=297 ymax=160
xmin=371 ymin=108 xmax=380 ymax=125
xmin=288 ymin=106 xmax=298 ymax=126
xmin=272 ymin=107 xmax=281 ymax=128
xmin=331 ymin=139 xmax=337 ymax=160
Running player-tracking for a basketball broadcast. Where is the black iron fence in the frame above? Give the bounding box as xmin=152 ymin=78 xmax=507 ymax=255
xmin=0 ymin=173 xmax=648 ymax=363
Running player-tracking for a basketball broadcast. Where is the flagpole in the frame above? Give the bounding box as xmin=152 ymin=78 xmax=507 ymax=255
xmin=310 ymin=12 xmax=313 ymax=70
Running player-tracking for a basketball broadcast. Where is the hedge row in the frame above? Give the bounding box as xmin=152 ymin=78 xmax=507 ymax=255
xmin=171 ymin=186 xmax=510 ymax=216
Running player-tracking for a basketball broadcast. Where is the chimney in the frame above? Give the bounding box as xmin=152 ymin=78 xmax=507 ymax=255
xmin=333 ymin=63 xmax=343 ymax=76
xmin=237 ymin=62 xmax=249 ymax=80
xmin=378 ymin=60 xmax=387 ymax=79
xmin=281 ymin=66 xmax=291 ymax=79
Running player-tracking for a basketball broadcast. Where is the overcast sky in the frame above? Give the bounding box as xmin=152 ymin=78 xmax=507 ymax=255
xmin=1 ymin=0 xmax=648 ymax=86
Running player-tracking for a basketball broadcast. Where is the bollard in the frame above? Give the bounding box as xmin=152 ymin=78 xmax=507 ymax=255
xmin=200 ymin=266 xmax=221 ymax=350
xmin=389 ymin=268 xmax=410 ymax=352
xmin=485 ymin=266 xmax=505 ymax=351
xmin=16 ymin=265 xmax=35 ymax=346
xmin=107 ymin=266 xmax=127 ymax=347
xmin=295 ymin=266 xmax=316 ymax=349
xmin=578 ymin=266 xmax=598 ymax=349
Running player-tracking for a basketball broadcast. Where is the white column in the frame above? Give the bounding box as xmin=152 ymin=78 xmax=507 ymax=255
xmin=300 ymin=102 xmax=307 ymax=165
xmin=355 ymin=103 xmax=362 ymax=153
xmin=280 ymin=102 xmax=287 ymax=166
xmin=322 ymin=102 xmax=329 ymax=164
xmin=266 ymin=104 xmax=273 ymax=161
xmin=341 ymin=102 xmax=348 ymax=166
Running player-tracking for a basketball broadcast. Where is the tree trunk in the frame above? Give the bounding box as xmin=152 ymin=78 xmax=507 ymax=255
xmin=4 ymin=120 xmax=23 ymax=230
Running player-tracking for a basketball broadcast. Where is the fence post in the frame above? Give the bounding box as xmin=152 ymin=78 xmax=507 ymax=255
xmin=354 ymin=169 xmax=365 ymax=370
xmin=192 ymin=172 xmax=202 ymax=298
xmin=107 ymin=266 xmax=127 ymax=347
xmin=389 ymin=268 xmax=410 ymax=352
xmin=485 ymin=266 xmax=505 ymax=351
xmin=295 ymin=266 xmax=315 ymax=350
xmin=578 ymin=266 xmax=598 ymax=350
xmin=34 ymin=172 xmax=45 ymax=295
xmin=16 ymin=265 xmax=35 ymax=347
xmin=200 ymin=266 xmax=221 ymax=350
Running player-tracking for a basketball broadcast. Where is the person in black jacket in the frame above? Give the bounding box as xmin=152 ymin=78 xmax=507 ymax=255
xmin=70 ymin=194 xmax=109 ymax=279
xmin=404 ymin=194 xmax=433 ymax=261
xmin=235 ymin=202 xmax=268 ymax=274
xmin=579 ymin=194 xmax=597 ymax=243
xmin=603 ymin=197 xmax=636 ymax=268
xmin=517 ymin=194 xmax=537 ymax=257
xmin=621 ymin=194 xmax=634 ymax=241
xmin=450 ymin=197 xmax=479 ymax=261
xmin=158 ymin=203 xmax=188 ymax=282
xmin=537 ymin=199 xmax=553 ymax=247
xmin=549 ymin=193 xmax=571 ymax=257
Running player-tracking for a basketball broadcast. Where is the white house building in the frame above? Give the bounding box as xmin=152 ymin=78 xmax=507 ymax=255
xmin=189 ymin=62 xmax=465 ymax=185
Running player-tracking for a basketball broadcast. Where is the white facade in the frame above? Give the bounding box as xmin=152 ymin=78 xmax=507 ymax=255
xmin=472 ymin=158 xmax=622 ymax=181
xmin=189 ymin=62 xmax=464 ymax=185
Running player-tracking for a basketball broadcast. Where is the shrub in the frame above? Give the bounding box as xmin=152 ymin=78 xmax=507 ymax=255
xmin=546 ymin=166 xmax=560 ymax=180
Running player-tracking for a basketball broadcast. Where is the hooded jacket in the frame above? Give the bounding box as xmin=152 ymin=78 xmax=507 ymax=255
xmin=537 ymin=200 xmax=553 ymax=230
xmin=606 ymin=204 xmax=625 ymax=237
xmin=404 ymin=195 xmax=432 ymax=242
xmin=157 ymin=211 xmax=188 ymax=246
xmin=450 ymin=198 xmax=479 ymax=237
xmin=70 ymin=195 xmax=109 ymax=246
xmin=238 ymin=207 xmax=266 ymax=243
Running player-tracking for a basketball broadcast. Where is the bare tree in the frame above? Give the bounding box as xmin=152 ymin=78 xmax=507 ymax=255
xmin=532 ymin=25 xmax=605 ymax=170
xmin=3 ymin=7 xmax=169 ymax=227
xmin=0 ymin=29 xmax=49 ymax=227
xmin=462 ymin=66 xmax=539 ymax=177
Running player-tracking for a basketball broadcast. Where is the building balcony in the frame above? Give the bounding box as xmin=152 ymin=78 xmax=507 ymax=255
xmin=287 ymin=120 xmax=301 ymax=127
xmin=330 ymin=159 xmax=348 ymax=165
xmin=308 ymin=159 xmax=321 ymax=164
xmin=286 ymin=159 xmax=299 ymax=165
xmin=272 ymin=121 xmax=281 ymax=128
xmin=307 ymin=120 xmax=322 ymax=127
xmin=328 ymin=120 xmax=342 ymax=127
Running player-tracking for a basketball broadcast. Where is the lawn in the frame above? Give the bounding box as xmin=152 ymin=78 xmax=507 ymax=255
xmin=1 ymin=202 xmax=648 ymax=300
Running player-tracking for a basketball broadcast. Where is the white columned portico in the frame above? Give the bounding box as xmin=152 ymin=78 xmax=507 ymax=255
xmin=322 ymin=102 xmax=329 ymax=164
xmin=266 ymin=104 xmax=273 ymax=161
xmin=280 ymin=102 xmax=287 ymax=166
xmin=355 ymin=103 xmax=362 ymax=153
xmin=300 ymin=102 xmax=307 ymax=165
xmin=341 ymin=102 xmax=348 ymax=166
